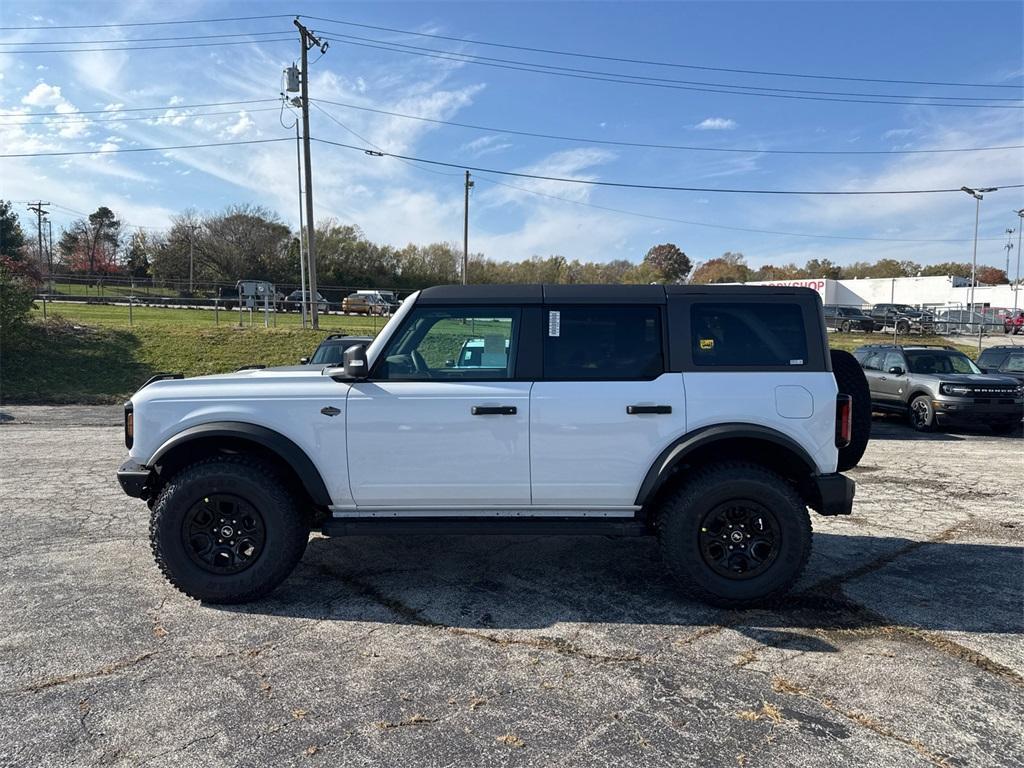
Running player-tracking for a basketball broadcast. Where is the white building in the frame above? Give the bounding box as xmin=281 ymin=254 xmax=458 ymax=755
xmin=740 ymin=275 xmax=1022 ymax=310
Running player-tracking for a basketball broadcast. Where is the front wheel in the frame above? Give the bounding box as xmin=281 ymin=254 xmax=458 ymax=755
xmin=909 ymin=395 xmax=935 ymax=432
xmin=840 ymin=320 xmax=851 ymax=333
xmin=657 ymin=463 xmax=812 ymax=607
xmin=896 ymin=319 xmax=911 ymax=335
xmin=150 ymin=456 xmax=309 ymax=603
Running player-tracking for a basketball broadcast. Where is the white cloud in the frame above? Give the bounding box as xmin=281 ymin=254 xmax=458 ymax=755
xmin=694 ymin=117 xmax=737 ymax=131
xmin=460 ymin=135 xmax=513 ymax=158
xmin=168 ymin=96 xmax=184 ymax=106
xmin=22 ymin=82 xmax=66 ymax=107
xmin=221 ymin=111 xmax=255 ymax=137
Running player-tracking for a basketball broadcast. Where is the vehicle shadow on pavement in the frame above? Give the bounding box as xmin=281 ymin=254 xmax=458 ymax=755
xmin=867 ymin=417 xmax=1022 ymax=441
xmin=220 ymin=531 xmax=1023 ymax=644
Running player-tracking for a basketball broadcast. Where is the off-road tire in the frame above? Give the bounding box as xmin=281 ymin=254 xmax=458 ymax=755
xmin=896 ymin=318 xmax=911 ymax=335
xmin=909 ymin=395 xmax=935 ymax=432
xmin=657 ymin=462 xmax=812 ymax=607
xmin=830 ymin=349 xmax=871 ymax=471
xmin=150 ymin=455 xmax=308 ymax=604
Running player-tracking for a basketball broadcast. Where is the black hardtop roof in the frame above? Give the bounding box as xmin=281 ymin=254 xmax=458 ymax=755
xmin=416 ymin=283 xmax=821 ymax=305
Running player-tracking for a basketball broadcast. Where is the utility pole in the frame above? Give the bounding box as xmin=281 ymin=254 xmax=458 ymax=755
xmin=463 ymin=170 xmax=473 ymax=285
xmin=27 ymin=201 xmax=50 ymax=277
xmin=294 ymin=19 xmax=327 ymax=329
xmin=46 ymin=218 xmax=54 ymax=292
xmin=1004 ymin=228 xmax=1015 ymax=277
xmin=1015 ymin=209 xmax=1024 ymax=316
xmin=187 ymin=223 xmax=198 ymax=295
xmin=961 ymin=186 xmax=996 ymax=311
xmin=295 ymin=121 xmax=308 ymax=328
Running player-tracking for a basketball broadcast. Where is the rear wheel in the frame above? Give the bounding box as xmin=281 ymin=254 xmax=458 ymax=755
xmin=150 ymin=456 xmax=309 ymax=603
xmin=909 ymin=395 xmax=935 ymax=432
xmin=830 ymin=349 xmax=871 ymax=471
xmin=657 ymin=463 xmax=812 ymax=607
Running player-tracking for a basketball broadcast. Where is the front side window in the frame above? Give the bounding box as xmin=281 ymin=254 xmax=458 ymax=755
xmin=375 ymin=307 xmax=519 ymax=380
xmin=691 ymin=303 xmax=807 ymax=367
xmin=860 ymin=351 xmax=883 ymax=370
xmin=882 ymin=352 xmax=906 ymax=372
xmin=1003 ymin=352 xmax=1024 ymax=373
xmin=543 ymin=305 xmax=663 ymax=380
xmin=905 ymin=350 xmax=981 ymax=375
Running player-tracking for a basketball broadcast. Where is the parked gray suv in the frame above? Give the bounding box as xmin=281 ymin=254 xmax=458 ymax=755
xmin=853 ymin=344 xmax=1023 ymax=433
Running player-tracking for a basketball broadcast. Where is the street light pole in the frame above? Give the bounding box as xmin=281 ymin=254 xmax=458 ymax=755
xmin=961 ymin=186 xmax=997 ymax=312
xmin=463 ymin=170 xmax=473 ymax=285
xmin=1004 ymin=228 xmax=1015 ymax=278
xmin=1015 ymin=209 xmax=1024 ymax=316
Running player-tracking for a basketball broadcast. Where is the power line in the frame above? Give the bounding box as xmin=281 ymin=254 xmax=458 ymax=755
xmin=0 ymin=98 xmax=278 ymax=118
xmin=471 ymin=175 xmax=1006 ymax=243
xmin=322 ymin=35 xmax=1024 ymax=109
xmin=1 ymin=36 xmax=293 ymax=54
xmin=0 ymin=107 xmax=280 ymax=128
xmin=310 ymin=101 xmax=461 ymax=177
xmin=0 ymin=137 xmax=293 ymax=159
xmin=311 ymin=97 xmax=1024 ymax=156
xmin=0 ymin=30 xmax=291 ymax=44
xmin=312 ymin=135 xmax=1024 ymax=195
xmin=316 ymin=31 xmax=1022 ymax=104
xmin=0 ymin=14 xmax=292 ymax=31
xmin=300 ymin=14 xmax=1023 ymax=91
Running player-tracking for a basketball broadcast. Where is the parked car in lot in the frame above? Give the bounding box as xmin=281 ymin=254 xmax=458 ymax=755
xmin=300 ymin=334 xmax=374 ymax=366
xmin=976 ymin=345 xmax=1024 ymax=383
xmin=853 ymin=343 xmax=1023 ymax=433
xmin=1000 ymin=309 xmax=1024 ymax=335
xmin=117 ymin=284 xmax=867 ymax=607
xmin=868 ymin=304 xmax=934 ymax=334
xmin=932 ymin=309 xmax=995 ymax=335
xmin=341 ymin=291 xmax=390 ymax=315
xmin=282 ymin=290 xmax=329 ymax=314
xmin=823 ymin=305 xmax=874 ymax=333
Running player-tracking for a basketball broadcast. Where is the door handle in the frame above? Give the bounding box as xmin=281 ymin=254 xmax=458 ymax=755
xmin=471 ymin=405 xmax=517 ymax=415
xmin=627 ymin=405 xmax=672 ymax=415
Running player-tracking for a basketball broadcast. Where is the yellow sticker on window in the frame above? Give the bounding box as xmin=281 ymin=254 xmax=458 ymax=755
xmin=699 ymin=338 xmax=715 ymax=350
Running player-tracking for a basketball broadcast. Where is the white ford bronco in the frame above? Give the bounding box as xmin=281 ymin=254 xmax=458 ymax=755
xmin=118 ymin=285 xmax=865 ymax=606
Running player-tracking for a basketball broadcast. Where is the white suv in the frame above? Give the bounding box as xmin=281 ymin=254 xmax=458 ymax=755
xmin=118 ymin=285 xmax=861 ymax=606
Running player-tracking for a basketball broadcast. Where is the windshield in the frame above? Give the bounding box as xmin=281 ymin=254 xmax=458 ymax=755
xmin=905 ymin=350 xmax=981 ymax=375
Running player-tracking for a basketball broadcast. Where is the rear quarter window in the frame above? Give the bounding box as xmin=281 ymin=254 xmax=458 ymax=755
xmin=691 ymin=303 xmax=808 ymax=368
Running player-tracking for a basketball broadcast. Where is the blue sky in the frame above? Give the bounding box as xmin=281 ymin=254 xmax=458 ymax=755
xmin=1 ymin=1 xmax=1022 ymax=272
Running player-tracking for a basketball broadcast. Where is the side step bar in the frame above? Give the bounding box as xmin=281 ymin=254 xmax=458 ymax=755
xmin=320 ymin=517 xmax=650 ymax=537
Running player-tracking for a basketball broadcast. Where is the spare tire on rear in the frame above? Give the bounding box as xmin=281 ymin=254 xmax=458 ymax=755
xmin=830 ymin=349 xmax=871 ymax=471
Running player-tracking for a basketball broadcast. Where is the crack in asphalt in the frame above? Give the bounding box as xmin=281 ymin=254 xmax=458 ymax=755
xmin=13 ymin=651 xmax=159 ymax=694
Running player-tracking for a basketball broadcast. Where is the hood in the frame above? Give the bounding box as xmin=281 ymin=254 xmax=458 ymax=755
xmin=932 ymin=372 xmax=1021 ymax=386
xmin=130 ymin=365 xmax=344 ymax=407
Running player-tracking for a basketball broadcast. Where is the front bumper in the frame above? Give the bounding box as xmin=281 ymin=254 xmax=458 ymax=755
xmin=117 ymin=458 xmax=152 ymax=498
xmin=932 ymin=398 xmax=1024 ymax=424
xmin=812 ymin=473 xmax=855 ymax=516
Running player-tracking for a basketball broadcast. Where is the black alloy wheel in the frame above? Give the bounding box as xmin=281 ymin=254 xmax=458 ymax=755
xmin=699 ymin=501 xmax=781 ymax=580
xmin=183 ymin=494 xmax=265 ymax=575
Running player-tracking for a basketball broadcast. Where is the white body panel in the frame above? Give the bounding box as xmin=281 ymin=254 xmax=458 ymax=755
xmin=683 ymin=372 xmax=839 ymax=474
xmin=128 ymin=368 xmax=354 ymax=505
xmin=345 ymin=381 xmax=532 ymax=506
xmin=530 ymin=374 xmax=687 ymax=505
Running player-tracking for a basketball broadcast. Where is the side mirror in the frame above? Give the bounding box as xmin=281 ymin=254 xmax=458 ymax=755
xmin=299 ymin=357 xmax=309 ymax=365
xmin=343 ymin=344 xmax=369 ymax=379
xmin=888 ymin=366 xmax=905 ymax=376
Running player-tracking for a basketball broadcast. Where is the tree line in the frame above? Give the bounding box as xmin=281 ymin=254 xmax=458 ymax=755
xmin=1 ymin=200 xmax=1012 ymax=293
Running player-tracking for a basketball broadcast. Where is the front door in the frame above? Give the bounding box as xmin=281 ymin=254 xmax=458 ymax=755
xmin=875 ymin=350 xmax=909 ymax=404
xmin=345 ymin=305 xmax=531 ymax=508
xmin=530 ymin=304 xmax=684 ymax=507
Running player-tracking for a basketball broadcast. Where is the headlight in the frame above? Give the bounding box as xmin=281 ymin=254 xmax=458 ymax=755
xmin=940 ymin=384 xmax=971 ymax=396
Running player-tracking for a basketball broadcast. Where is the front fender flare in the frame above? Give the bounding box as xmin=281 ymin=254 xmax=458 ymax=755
xmin=148 ymin=421 xmax=332 ymax=506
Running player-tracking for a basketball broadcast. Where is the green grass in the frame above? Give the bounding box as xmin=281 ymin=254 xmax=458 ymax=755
xmin=31 ymin=300 xmax=389 ymax=333
xmin=47 ymin=281 xmax=182 ymax=299
xmin=827 ymin=331 xmax=976 ymax=358
xmin=1 ymin=307 xmax=980 ymax=404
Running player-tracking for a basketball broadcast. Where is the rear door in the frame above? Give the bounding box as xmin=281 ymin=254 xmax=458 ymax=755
xmin=530 ymin=301 xmax=685 ymax=508
xmin=346 ymin=305 xmax=531 ymax=508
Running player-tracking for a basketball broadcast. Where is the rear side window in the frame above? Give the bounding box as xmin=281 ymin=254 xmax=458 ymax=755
xmin=543 ymin=305 xmax=663 ymax=380
xmin=691 ymin=303 xmax=808 ymax=367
